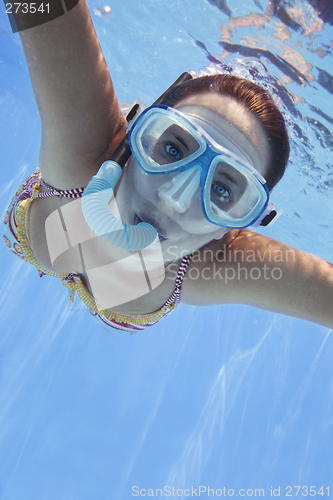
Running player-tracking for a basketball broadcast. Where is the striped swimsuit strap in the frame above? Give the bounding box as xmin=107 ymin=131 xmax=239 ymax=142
xmin=164 ymin=254 xmax=192 ymax=306
xmin=39 ymin=179 xmax=85 ymax=199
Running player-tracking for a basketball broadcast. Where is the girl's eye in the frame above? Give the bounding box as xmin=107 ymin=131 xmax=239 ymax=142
xmin=212 ymin=182 xmax=231 ymax=201
xmin=165 ymin=143 xmax=182 ymax=161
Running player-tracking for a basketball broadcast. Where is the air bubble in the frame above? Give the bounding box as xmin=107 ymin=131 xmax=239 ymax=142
xmin=94 ymin=5 xmax=112 ymax=17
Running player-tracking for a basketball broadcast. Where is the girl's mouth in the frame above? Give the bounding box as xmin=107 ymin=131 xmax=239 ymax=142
xmin=134 ymin=213 xmax=167 ymax=242
xmin=134 ymin=214 xmax=142 ymax=226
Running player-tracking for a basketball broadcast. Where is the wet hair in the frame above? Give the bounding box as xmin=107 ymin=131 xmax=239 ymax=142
xmin=161 ymin=74 xmax=290 ymax=191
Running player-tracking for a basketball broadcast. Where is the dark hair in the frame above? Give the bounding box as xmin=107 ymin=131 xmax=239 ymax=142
xmin=161 ymin=74 xmax=290 ymax=191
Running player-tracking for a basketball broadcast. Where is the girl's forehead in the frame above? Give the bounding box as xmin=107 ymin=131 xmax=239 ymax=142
xmin=175 ymin=91 xmax=268 ymax=144
xmin=175 ymin=93 xmax=271 ymax=177
xmin=176 ymin=106 xmax=252 ymax=164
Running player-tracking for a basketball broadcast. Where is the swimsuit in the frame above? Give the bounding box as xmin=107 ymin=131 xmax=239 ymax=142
xmin=3 ymin=170 xmax=192 ymax=334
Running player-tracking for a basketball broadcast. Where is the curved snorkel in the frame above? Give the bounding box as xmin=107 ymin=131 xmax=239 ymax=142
xmin=81 ymin=72 xmax=193 ymax=251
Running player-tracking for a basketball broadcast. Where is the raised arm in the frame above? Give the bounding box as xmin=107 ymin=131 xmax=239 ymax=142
xmin=182 ymin=230 xmax=333 ymax=329
xmin=18 ymin=0 xmax=126 ymax=188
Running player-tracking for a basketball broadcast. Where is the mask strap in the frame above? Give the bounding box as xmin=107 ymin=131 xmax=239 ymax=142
xmin=252 ymin=203 xmax=283 ymax=227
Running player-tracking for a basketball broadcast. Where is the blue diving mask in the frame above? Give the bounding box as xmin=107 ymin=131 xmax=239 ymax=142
xmin=129 ymin=105 xmax=274 ymax=230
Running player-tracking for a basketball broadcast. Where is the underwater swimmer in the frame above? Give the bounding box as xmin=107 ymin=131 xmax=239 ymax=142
xmin=4 ymin=0 xmax=333 ymax=333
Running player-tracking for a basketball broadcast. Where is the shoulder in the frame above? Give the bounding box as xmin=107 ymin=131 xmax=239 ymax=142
xmin=180 ymin=228 xmax=283 ymax=305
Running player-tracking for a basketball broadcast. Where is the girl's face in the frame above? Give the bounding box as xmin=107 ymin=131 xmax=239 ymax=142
xmin=115 ymin=91 xmax=271 ymax=261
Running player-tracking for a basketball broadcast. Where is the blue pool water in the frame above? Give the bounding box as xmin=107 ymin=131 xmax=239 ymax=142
xmin=0 ymin=0 xmax=333 ymax=498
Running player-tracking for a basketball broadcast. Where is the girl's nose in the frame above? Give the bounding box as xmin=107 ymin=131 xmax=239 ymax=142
xmin=158 ymin=167 xmax=201 ymax=213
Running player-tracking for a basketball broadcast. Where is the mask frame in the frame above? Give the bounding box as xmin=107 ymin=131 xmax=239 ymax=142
xmin=129 ymin=104 xmax=270 ymax=229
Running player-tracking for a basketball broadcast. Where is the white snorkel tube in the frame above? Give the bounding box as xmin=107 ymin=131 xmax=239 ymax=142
xmin=82 ymin=157 xmax=159 ymax=251
xmin=81 ymin=73 xmax=193 ymax=251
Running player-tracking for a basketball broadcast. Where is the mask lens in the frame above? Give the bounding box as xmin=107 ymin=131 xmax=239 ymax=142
xmin=210 ymin=162 xmax=248 ymax=214
xmin=205 ymin=157 xmax=267 ymax=226
xmin=131 ymin=109 xmax=203 ymax=172
xmin=150 ymin=124 xmax=200 ymax=166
